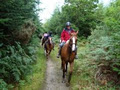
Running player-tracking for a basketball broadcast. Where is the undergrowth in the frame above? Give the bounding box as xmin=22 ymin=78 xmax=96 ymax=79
xmin=71 ymin=41 xmax=118 ymax=90
xmin=19 ymin=47 xmax=46 ymax=90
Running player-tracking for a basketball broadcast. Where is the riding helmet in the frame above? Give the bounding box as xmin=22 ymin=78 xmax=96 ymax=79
xmin=66 ymin=22 xmax=71 ymax=26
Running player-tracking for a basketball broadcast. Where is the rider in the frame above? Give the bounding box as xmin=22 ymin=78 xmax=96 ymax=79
xmin=41 ymin=31 xmax=52 ymax=46
xmin=57 ymin=22 xmax=78 ymax=59
xmin=48 ymin=31 xmax=52 ymax=38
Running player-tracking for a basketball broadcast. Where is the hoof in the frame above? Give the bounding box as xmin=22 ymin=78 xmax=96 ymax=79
xmin=62 ymin=79 xmax=66 ymax=83
xmin=65 ymin=70 xmax=67 ymax=72
xmin=66 ymin=83 xmax=70 ymax=87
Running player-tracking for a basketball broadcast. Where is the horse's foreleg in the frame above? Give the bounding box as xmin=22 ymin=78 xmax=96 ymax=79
xmin=61 ymin=62 xmax=63 ymax=69
xmin=44 ymin=48 xmax=47 ymax=56
xmin=67 ymin=62 xmax=74 ymax=86
xmin=48 ymin=50 xmax=51 ymax=55
xmin=46 ymin=49 xmax=49 ymax=59
xmin=62 ymin=60 xmax=66 ymax=83
xmin=65 ymin=62 xmax=68 ymax=73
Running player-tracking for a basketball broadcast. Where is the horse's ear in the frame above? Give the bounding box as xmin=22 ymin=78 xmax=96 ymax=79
xmin=70 ymin=32 xmax=72 ymax=36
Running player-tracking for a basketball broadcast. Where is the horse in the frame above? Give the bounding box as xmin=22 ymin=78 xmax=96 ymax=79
xmin=41 ymin=35 xmax=48 ymax=46
xmin=60 ymin=31 xmax=78 ymax=86
xmin=44 ymin=37 xmax=54 ymax=58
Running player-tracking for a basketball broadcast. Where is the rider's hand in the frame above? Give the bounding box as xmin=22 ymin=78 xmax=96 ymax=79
xmin=62 ymin=40 xmax=65 ymax=42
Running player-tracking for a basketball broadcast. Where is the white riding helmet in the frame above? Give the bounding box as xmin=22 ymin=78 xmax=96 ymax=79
xmin=66 ymin=22 xmax=71 ymax=26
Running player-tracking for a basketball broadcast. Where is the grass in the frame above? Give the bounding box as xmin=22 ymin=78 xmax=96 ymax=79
xmin=70 ymin=44 xmax=97 ymax=90
xmin=19 ymin=46 xmax=46 ymax=90
xmin=50 ymin=45 xmax=60 ymax=62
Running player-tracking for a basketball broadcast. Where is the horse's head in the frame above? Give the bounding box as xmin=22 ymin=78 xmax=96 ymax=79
xmin=48 ymin=37 xmax=53 ymax=44
xmin=69 ymin=31 xmax=78 ymax=52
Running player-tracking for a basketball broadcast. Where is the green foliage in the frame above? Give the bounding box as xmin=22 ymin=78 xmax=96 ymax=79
xmin=44 ymin=8 xmax=63 ymax=35
xmin=67 ymin=0 xmax=120 ymax=88
xmin=45 ymin=0 xmax=99 ymax=37
xmin=86 ymin=0 xmax=120 ymax=86
xmin=0 ymin=79 xmax=7 ymax=90
xmin=0 ymin=0 xmax=38 ymax=30
xmin=52 ymin=35 xmax=60 ymax=43
xmin=19 ymin=47 xmax=46 ymax=90
xmin=0 ymin=0 xmax=42 ymax=45
xmin=0 ymin=0 xmax=43 ymax=89
xmin=0 ymin=42 xmax=35 ymax=83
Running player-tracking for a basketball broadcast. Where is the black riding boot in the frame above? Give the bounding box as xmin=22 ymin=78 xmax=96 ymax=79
xmin=57 ymin=47 xmax=61 ymax=58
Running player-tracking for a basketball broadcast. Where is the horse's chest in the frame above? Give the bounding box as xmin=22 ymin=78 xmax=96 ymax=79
xmin=69 ymin=52 xmax=75 ymax=60
xmin=62 ymin=52 xmax=75 ymax=62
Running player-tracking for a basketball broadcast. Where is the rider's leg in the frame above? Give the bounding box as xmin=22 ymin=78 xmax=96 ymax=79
xmin=42 ymin=36 xmax=48 ymax=45
xmin=57 ymin=42 xmax=65 ymax=58
xmin=57 ymin=47 xmax=61 ymax=58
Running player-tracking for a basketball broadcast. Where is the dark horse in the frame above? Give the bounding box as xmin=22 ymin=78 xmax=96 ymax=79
xmin=61 ymin=31 xmax=78 ymax=86
xmin=44 ymin=37 xmax=54 ymax=58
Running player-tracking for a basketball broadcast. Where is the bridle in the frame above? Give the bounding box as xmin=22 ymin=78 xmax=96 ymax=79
xmin=69 ymin=36 xmax=77 ymax=52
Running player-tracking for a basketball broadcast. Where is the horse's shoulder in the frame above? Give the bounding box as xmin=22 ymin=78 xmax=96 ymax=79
xmin=63 ymin=40 xmax=69 ymax=47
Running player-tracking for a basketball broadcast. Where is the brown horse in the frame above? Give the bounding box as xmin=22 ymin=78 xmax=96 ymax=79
xmin=44 ymin=37 xmax=54 ymax=58
xmin=41 ymin=36 xmax=47 ymax=46
xmin=60 ymin=31 xmax=78 ymax=86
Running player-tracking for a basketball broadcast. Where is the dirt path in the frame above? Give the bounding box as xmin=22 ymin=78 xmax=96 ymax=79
xmin=43 ymin=56 xmax=70 ymax=90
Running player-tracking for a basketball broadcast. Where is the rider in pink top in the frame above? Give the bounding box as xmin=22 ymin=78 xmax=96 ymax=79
xmin=42 ymin=31 xmax=52 ymax=46
xmin=44 ymin=33 xmax=48 ymax=37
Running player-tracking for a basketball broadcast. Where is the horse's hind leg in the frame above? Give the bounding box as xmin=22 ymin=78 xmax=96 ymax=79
xmin=62 ymin=60 xmax=66 ymax=83
xmin=46 ymin=50 xmax=49 ymax=58
xmin=66 ymin=62 xmax=74 ymax=87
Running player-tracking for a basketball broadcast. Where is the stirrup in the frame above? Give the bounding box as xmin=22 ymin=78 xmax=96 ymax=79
xmin=57 ymin=54 xmax=60 ymax=58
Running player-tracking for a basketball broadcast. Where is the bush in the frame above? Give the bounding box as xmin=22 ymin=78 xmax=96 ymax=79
xmin=0 ymin=79 xmax=7 ymax=90
xmin=0 ymin=42 xmax=36 ymax=83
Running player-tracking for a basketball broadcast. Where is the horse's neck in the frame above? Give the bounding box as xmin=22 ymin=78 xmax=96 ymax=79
xmin=65 ymin=40 xmax=71 ymax=53
xmin=47 ymin=39 xmax=53 ymax=45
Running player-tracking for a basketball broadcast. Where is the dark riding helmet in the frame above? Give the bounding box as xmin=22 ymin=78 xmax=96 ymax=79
xmin=48 ymin=31 xmax=52 ymax=36
xmin=49 ymin=31 xmax=52 ymax=34
xmin=66 ymin=22 xmax=71 ymax=26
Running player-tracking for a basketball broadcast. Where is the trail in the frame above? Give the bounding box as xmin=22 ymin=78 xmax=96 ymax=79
xmin=43 ymin=56 xmax=70 ymax=90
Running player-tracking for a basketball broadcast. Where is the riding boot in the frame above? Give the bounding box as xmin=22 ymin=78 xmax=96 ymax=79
xmin=57 ymin=42 xmax=65 ymax=58
xmin=57 ymin=47 xmax=61 ymax=58
xmin=75 ymin=55 xmax=78 ymax=59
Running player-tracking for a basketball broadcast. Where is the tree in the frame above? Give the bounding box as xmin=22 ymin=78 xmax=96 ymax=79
xmin=45 ymin=0 xmax=99 ymax=37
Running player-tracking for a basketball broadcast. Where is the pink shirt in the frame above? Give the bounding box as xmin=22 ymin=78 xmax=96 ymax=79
xmin=44 ymin=33 xmax=48 ymax=37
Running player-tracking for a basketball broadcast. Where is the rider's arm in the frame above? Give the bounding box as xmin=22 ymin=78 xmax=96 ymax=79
xmin=61 ymin=30 xmax=65 ymax=42
xmin=71 ymin=29 xmax=75 ymax=33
